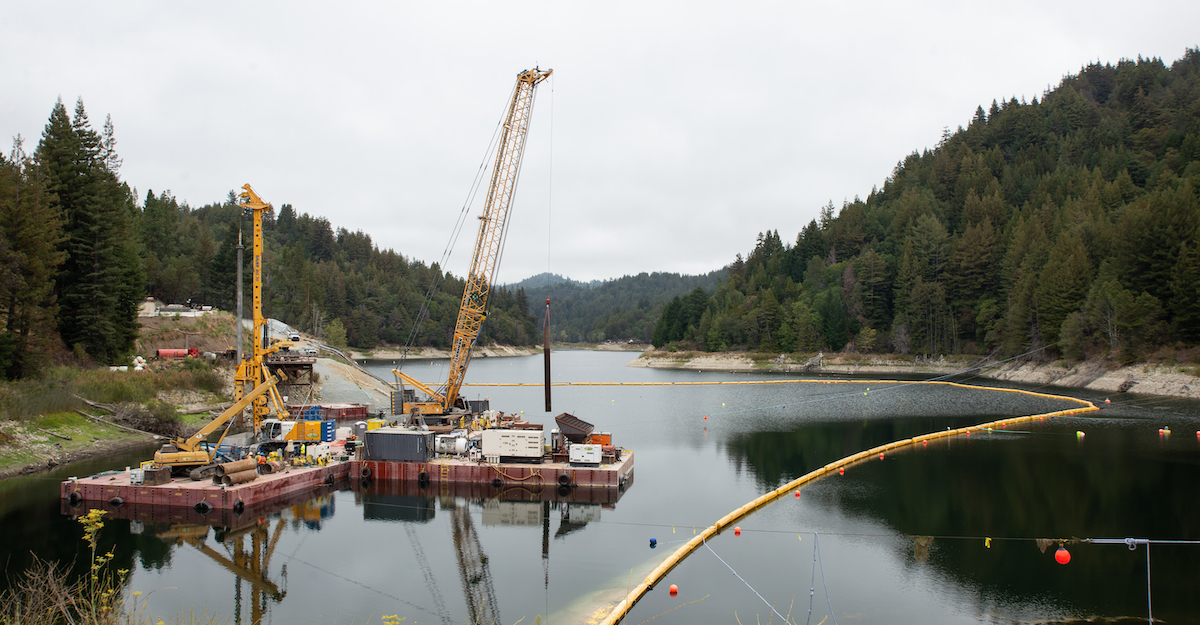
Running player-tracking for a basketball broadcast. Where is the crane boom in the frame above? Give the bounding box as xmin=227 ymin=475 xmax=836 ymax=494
xmin=442 ymin=67 xmax=551 ymax=412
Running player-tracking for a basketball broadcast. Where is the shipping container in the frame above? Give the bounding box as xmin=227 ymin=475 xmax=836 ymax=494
xmin=365 ymin=428 xmax=434 ymax=462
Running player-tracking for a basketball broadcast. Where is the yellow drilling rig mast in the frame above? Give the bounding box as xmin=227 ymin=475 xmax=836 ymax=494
xmin=233 ymin=184 xmax=290 ymax=432
xmin=393 ymin=67 xmax=552 ymax=421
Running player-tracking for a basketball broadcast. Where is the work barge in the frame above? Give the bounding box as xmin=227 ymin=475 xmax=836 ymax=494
xmin=61 ymin=413 xmax=633 ymax=512
xmin=62 ymin=460 xmax=354 ymax=513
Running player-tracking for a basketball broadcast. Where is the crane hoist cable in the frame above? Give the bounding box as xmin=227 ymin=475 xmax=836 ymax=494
xmin=398 ymin=85 xmax=512 ymax=374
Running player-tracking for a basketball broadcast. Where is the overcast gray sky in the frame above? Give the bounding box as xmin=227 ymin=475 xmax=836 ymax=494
xmin=2 ymin=2 xmax=1197 ymax=283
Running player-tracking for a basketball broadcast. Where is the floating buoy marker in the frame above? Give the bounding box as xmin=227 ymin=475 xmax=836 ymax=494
xmin=669 ymin=584 xmax=678 ymax=596
xmin=1055 ymin=546 xmax=1071 ymax=565
xmin=1105 ymin=398 xmax=1111 ymax=404
xmin=838 ymin=467 xmax=845 ymax=475
xmin=794 ymin=490 xmax=801 ymax=498
xmin=879 ymin=452 xmax=884 ymax=460
xmin=734 ymin=526 xmax=741 ymax=536
xmin=703 ymin=415 xmax=707 ymax=420
xmin=1076 ymin=430 xmax=1085 ymax=439
xmin=649 ymin=537 xmax=657 ymax=548
xmin=922 ymin=440 xmax=928 ymax=447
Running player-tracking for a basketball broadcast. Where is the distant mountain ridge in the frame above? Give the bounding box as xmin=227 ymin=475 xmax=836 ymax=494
xmin=520 ymin=269 xmax=727 ymax=343
xmin=506 ymin=272 xmax=602 ymax=290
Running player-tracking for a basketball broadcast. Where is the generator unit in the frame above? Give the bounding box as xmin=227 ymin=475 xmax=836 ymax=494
xmin=569 ymin=443 xmax=602 ymax=466
xmin=481 ymin=429 xmax=544 ymax=464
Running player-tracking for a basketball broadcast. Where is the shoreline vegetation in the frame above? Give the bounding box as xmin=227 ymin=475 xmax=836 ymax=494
xmin=632 ymin=348 xmax=1200 ymax=399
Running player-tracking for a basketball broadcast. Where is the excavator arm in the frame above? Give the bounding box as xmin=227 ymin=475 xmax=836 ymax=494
xmin=159 ymin=373 xmax=279 ymax=465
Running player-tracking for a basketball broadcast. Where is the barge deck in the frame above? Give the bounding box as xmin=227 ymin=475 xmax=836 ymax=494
xmin=62 ymin=461 xmax=353 ymax=512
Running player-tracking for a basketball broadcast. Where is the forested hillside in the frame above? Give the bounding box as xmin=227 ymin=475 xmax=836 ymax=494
xmin=654 ymin=50 xmax=1200 ymax=361
xmin=142 ymin=193 xmax=538 ymax=352
xmin=0 ymin=98 xmax=538 ymax=376
xmin=520 ymin=270 xmax=725 ymax=343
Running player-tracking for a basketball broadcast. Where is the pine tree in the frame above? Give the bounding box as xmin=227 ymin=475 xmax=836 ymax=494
xmin=37 ymin=98 xmax=142 ymax=363
xmin=0 ymin=136 xmax=66 ymax=378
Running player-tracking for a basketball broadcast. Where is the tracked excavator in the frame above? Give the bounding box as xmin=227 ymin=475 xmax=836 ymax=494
xmin=154 ymin=374 xmax=279 ymax=479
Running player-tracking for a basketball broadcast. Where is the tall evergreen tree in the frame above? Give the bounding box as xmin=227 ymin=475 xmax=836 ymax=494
xmin=37 ymin=98 xmax=142 ymax=363
xmin=0 ymin=136 xmax=65 ymax=378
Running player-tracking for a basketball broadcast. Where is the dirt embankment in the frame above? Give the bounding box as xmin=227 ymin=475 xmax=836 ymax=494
xmin=348 ymin=344 xmax=541 ymax=360
xmin=136 ymin=312 xmax=240 ymax=357
xmin=631 ymin=350 xmax=1200 ymax=399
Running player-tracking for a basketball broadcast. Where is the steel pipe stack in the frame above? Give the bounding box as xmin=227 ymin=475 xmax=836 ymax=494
xmin=215 ymin=459 xmax=257 ymax=476
xmin=221 ymin=469 xmax=258 ymax=486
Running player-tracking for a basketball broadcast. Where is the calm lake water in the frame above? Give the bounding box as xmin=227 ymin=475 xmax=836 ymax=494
xmin=4 ymin=351 xmax=1199 ymax=624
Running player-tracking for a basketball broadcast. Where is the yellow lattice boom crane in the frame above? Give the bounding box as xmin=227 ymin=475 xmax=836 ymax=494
xmin=233 ymin=184 xmax=291 ymax=433
xmin=393 ymin=67 xmax=552 ymax=422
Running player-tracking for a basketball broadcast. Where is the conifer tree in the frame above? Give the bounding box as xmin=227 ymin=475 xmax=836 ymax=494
xmin=36 ymin=98 xmax=142 ymax=363
xmin=0 ymin=136 xmax=65 ymax=378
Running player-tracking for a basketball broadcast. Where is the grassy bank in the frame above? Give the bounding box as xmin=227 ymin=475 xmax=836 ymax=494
xmin=0 ymin=364 xmax=232 ymax=479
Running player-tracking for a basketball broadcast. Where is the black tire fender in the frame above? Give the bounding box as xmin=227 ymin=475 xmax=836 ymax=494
xmin=360 ymin=465 xmax=372 ymax=479
xmin=557 ymin=473 xmax=572 ymax=487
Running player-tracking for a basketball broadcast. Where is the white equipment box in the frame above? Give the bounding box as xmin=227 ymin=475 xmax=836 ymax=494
xmin=482 ymin=429 xmax=544 ymax=459
xmin=569 ymin=443 xmax=602 ymax=465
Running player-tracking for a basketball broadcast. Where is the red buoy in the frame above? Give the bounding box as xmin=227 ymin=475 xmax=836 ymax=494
xmin=734 ymin=526 xmax=741 ymax=536
xmin=794 ymin=490 xmax=801 ymax=498
xmin=669 ymin=584 xmax=678 ymax=596
xmin=1055 ymin=546 xmax=1071 ymax=565
xmin=879 ymin=453 xmax=884 ymax=460
xmin=922 ymin=440 xmax=928 ymax=447
xmin=838 ymin=467 xmax=845 ymax=475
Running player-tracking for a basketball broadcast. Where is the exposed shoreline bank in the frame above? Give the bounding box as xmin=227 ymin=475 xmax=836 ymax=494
xmin=630 ymin=351 xmax=1200 ymax=400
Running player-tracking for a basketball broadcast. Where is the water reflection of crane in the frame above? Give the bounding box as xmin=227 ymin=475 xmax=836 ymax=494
xmin=156 ymin=518 xmax=286 ymax=625
xmin=447 ymin=497 xmax=500 ymax=625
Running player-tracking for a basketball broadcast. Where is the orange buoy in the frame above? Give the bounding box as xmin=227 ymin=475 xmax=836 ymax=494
xmin=669 ymin=584 xmax=678 ymax=596
xmin=838 ymin=467 xmax=844 ymax=475
xmin=794 ymin=490 xmax=801 ymax=498
xmin=1055 ymin=546 xmax=1071 ymax=565
xmin=1104 ymin=398 xmax=1111 ymax=404
xmin=879 ymin=453 xmax=884 ymax=460
xmin=734 ymin=526 xmax=741 ymax=536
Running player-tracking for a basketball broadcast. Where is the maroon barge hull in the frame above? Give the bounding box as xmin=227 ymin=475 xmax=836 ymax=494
xmin=351 ymin=449 xmax=634 ymax=489
xmin=61 ymin=461 xmax=353 ymax=511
